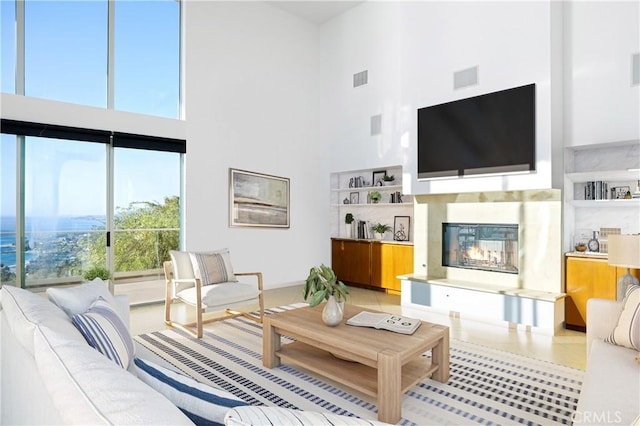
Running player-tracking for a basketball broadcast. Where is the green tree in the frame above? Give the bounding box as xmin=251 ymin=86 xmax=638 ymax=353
xmin=80 ymin=196 xmax=180 ymax=273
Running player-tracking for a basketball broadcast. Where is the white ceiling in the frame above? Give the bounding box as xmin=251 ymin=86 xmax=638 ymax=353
xmin=266 ymin=1 xmax=364 ymax=25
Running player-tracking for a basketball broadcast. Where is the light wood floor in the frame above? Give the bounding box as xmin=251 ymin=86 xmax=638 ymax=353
xmin=129 ymin=284 xmax=587 ymax=370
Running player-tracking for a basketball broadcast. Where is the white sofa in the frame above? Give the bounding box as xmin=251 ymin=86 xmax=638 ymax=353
xmin=574 ymin=298 xmax=640 ymax=425
xmin=0 ymin=283 xmax=388 ymax=426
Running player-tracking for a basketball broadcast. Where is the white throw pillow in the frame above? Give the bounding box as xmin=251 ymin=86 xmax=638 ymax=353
xmin=72 ymin=296 xmax=135 ymax=369
xmin=135 ymin=357 xmax=248 ymax=425
xmin=47 ymin=278 xmax=117 ymax=317
xmin=189 ymin=249 xmax=238 ymax=285
xmin=605 ymin=285 xmax=640 ymax=350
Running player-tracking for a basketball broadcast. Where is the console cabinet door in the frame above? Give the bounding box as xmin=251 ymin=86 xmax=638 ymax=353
xmin=565 ymin=256 xmax=617 ymax=329
xmin=371 ymin=244 xmax=413 ymax=292
xmin=331 ymin=239 xmax=371 ymax=285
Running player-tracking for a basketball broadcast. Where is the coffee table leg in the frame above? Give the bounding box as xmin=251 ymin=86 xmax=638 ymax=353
xmin=432 ymin=332 xmax=450 ymax=383
xmin=377 ymin=349 xmax=401 ymax=424
xmin=263 ymin=317 xmax=281 ymax=368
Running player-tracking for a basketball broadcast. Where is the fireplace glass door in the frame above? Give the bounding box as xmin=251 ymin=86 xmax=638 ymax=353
xmin=442 ymin=223 xmax=518 ymax=274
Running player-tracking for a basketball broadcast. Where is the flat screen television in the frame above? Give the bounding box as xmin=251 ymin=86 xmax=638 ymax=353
xmin=417 ymin=83 xmax=536 ymax=179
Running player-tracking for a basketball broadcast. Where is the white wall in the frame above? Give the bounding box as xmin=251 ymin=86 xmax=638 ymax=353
xmin=319 ymin=1 xmax=559 ymax=196
xmin=564 ymin=1 xmax=640 ymax=147
xmin=183 ymin=1 xmax=327 ymax=288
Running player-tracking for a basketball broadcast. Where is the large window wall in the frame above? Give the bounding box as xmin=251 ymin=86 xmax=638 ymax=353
xmin=0 ymin=0 xmax=183 ymax=290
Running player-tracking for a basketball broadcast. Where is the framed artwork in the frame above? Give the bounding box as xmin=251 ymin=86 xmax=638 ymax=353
xmin=372 ymin=170 xmax=387 ymax=187
xmin=229 ymin=169 xmax=290 ymax=228
xmin=350 ymin=192 xmax=359 ymax=205
xmin=393 ymin=216 xmax=410 ymax=241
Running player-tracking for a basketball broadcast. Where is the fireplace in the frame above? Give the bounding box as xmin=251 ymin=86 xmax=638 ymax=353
xmin=442 ymin=223 xmax=518 ymax=274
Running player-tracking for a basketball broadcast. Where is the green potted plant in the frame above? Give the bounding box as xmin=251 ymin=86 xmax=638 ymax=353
xmin=303 ymin=264 xmax=349 ymax=326
xmin=382 ymin=174 xmax=395 ymax=185
xmin=344 ymin=213 xmax=354 ymax=238
xmin=370 ymin=223 xmax=391 ymax=240
xmin=82 ymin=265 xmax=111 ymax=281
xmin=370 ymin=191 xmax=382 ymax=203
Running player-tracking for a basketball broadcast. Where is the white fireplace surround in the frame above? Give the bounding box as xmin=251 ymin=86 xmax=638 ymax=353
xmin=402 ymin=189 xmax=565 ymax=335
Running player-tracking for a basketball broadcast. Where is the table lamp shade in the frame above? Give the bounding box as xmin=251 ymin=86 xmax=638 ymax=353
xmin=607 ymin=234 xmax=640 ymax=268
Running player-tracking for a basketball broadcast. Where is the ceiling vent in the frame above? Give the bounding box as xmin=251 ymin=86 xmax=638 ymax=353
xmin=353 ymin=70 xmax=368 ymax=87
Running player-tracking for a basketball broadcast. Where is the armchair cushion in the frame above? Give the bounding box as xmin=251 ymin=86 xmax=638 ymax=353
xmin=177 ymin=282 xmax=260 ymax=310
xmin=605 ymin=285 xmax=640 ymax=351
xmin=189 ymin=250 xmax=238 ymax=285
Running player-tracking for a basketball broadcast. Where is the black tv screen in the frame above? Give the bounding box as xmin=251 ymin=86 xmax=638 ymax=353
xmin=417 ymin=83 xmax=536 ymax=179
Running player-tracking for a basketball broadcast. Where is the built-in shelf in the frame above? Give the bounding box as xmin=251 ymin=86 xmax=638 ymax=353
xmin=331 ymin=184 xmax=404 ymax=193
xmin=331 ymin=202 xmax=412 ymax=208
xmin=568 ymin=199 xmax=640 ymax=208
xmin=565 ymin=170 xmax=640 ymax=182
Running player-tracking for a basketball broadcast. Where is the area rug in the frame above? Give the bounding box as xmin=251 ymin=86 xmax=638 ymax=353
xmin=134 ymin=305 xmax=583 ymax=426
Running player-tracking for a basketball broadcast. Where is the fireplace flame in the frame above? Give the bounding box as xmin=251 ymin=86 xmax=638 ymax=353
xmin=466 ymin=244 xmax=503 ymax=265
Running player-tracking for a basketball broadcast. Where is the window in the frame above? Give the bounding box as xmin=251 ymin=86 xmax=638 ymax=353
xmin=114 ymin=0 xmax=180 ymax=118
xmin=24 ymin=0 xmax=107 ymax=106
xmin=3 ymin=0 xmax=181 ymax=119
xmin=1 ymin=134 xmax=17 ymax=286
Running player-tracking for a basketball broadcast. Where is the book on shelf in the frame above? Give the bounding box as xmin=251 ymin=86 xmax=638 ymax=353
xmin=346 ymin=311 xmax=421 ymax=335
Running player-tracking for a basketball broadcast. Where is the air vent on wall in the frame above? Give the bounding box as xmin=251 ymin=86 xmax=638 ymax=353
xmin=632 ymin=53 xmax=640 ymax=86
xmin=453 ymin=66 xmax=479 ymax=90
xmin=353 ymin=70 xmax=368 ymax=87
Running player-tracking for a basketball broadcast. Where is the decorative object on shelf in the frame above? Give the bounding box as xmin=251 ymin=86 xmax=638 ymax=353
xmin=390 ymin=191 xmax=403 ymax=203
xmin=344 ymin=213 xmax=354 ymax=239
xmin=587 ymin=231 xmax=600 ymax=252
xmin=607 ymin=234 xmax=640 ymax=301
xmin=349 ymin=192 xmax=359 ymax=205
xmin=349 ymin=176 xmax=365 ymax=188
xmin=599 ymin=227 xmax=621 ymax=254
xmin=370 ymin=222 xmax=391 ymax=240
xmin=574 ymin=243 xmax=587 ymax=252
xmin=370 ymin=191 xmax=382 ymax=204
xmin=382 ymin=174 xmax=395 ymax=185
xmin=372 ymin=170 xmax=386 ymax=187
xmin=624 ymin=190 xmax=632 ymax=199
xmin=393 ymin=216 xmax=410 ymax=241
xmin=229 ymin=169 xmax=289 ymax=228
xmin=303 ymin=265 xmax=348 ymax=326
xmin=343 ymin=198 xmax=349 ymax=204
xmin=611 ymin=186 xmax=631 ymax=200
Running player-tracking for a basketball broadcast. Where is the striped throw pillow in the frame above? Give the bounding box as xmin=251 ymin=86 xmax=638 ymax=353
xmin=135 ymin=357 xmax=248 ymax=425
xmin=189 ymin=250 xmax=237 ymax=285
xmin=605 ymin=285 xmax=640 ymax=351
xmin=72 ymin=296 xmax=135 ymax=369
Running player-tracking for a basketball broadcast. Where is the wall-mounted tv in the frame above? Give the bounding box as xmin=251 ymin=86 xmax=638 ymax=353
xmin=417 ymin=83 xmax=536 ymax=179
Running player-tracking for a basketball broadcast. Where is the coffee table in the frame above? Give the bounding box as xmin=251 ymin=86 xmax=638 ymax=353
xmin=263 ymin=304 xmax=450 ymax=424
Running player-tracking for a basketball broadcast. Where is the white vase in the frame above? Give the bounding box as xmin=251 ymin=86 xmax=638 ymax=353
xmin=374 ymin=232 xmax=384 ymax=240
xmin=322 ymin=295 xmax=344 ymax=327
xmin=344 ymin=223 xmax=352 ymax=238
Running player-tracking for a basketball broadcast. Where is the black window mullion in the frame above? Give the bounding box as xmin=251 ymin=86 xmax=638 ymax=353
xmin=112 ymin=131 xmax=186 ymax=153
xmin=0 ymin=119 xmax=111 ymax=143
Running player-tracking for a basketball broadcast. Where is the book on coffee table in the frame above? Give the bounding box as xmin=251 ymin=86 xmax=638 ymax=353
xmin=346 ymin=311 xmax=421 ymax=335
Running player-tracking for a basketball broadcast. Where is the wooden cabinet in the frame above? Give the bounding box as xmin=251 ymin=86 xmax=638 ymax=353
xmin=332 ymin=238 xmax=413 ymax=293
xmin=565 ymin=254 xmax=640 ymax=330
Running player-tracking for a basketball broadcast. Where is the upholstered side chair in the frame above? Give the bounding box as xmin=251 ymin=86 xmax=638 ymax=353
xmin=164 ymin=249 xmax=264 ymax=338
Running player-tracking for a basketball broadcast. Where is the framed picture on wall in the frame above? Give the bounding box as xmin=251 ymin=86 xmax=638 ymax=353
xmin=229 ymin=168 xmax=290 ymax=228
xmin=393 ymin=216 xmax=410 ymax=241
xmin=350 ymin=192 xmax=359 ymax=205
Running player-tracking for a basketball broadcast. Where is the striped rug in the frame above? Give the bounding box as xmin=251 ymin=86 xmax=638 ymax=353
xmin=134 ymin=305 xmax=583 ymax=426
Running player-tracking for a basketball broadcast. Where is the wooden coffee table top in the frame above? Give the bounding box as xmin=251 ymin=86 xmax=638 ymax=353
xmin=266 ymin=304 xmax=448 ymax=368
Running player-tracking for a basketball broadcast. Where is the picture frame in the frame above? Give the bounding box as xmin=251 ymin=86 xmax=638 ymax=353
xmin=350 ymin=192 xmax=359 ymax=205
xmin=229 ymin=168 xmax=290 ymax=228
xmin=372 ymin=170 xmax=387 ymax=187
xmin=393 ymin=216 xmax=410 ymax=241
xmin=611 ymin=186 xmax=631 ymax=200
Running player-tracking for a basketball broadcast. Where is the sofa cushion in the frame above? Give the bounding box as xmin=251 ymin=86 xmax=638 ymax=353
xmin=189 ymin=250 xmax=238 ymax=285
xmin=0 ymin=285 xmax=85 ymax=356
xmin=224 ymin=406 xmax=391 ymax=426
xmin=575 ymin=339 xmax=640 ymax=425
xmin=47 ymin=278 xmax=118 ymax=317
xmin=135 ymin=357 xmax=248 ymax=425
xmin=605 ymin=285 xmax=640 ymax=350
xmin=72 ymin=296 xmax=135 ymax=369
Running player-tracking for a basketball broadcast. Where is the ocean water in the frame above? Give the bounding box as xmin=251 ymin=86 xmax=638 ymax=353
xmin=0 ymin=215 xmax=105 ymax=268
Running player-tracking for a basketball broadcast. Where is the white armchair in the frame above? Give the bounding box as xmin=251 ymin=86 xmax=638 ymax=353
xmin=164 ymin=250 xmax=264 ymax=338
